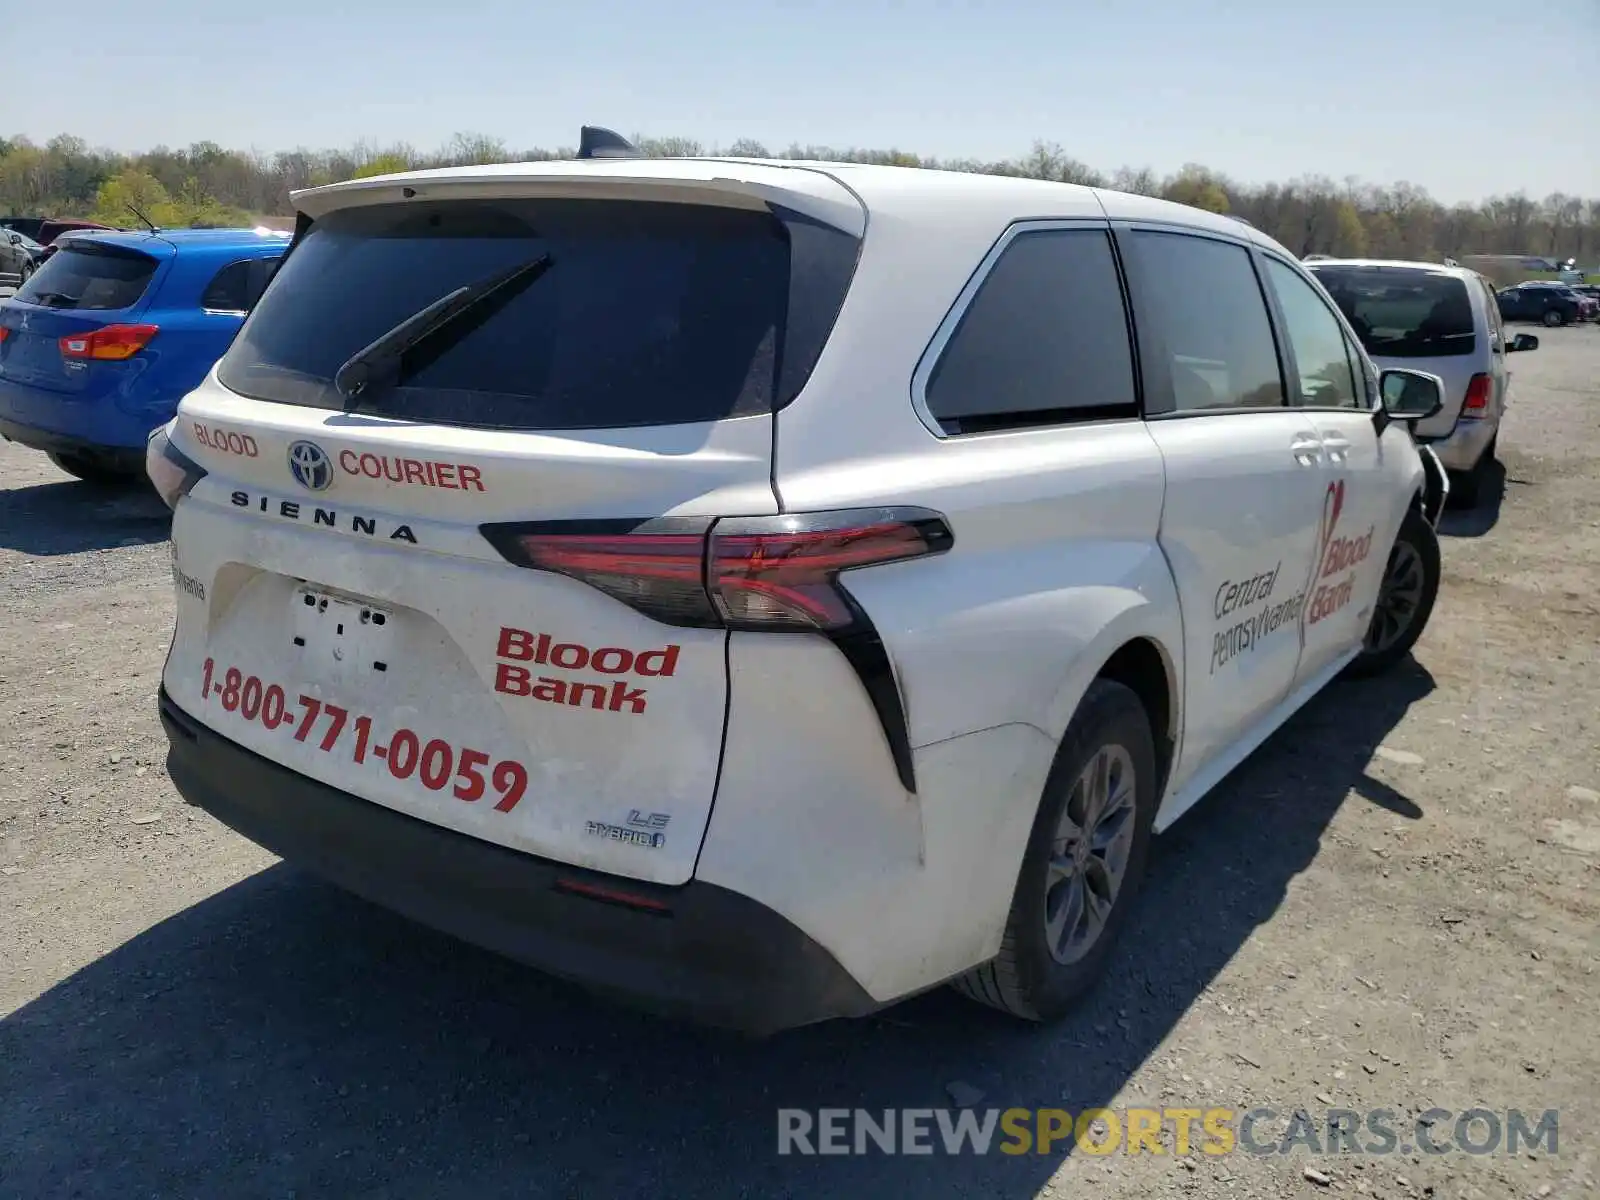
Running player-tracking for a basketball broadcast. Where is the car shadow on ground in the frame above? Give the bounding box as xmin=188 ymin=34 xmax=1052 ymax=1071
xmin=0 ymin=478 xmax=169 ymax=555
xmin=1437 ymin=459 xmax=1510 ymax=539
xmin=0 ymin=664 xmax=1434 ymax=1199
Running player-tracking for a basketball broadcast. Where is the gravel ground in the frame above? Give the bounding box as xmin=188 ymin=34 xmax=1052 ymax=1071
xmin=1 ymin=326 xmax=1597 ymax=1200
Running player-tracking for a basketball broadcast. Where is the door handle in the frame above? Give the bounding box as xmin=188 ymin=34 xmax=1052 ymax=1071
xmin=1320 ymin=435 xmax=1351 ymax=464
xmin=1290 ymin=435 xmax=1324 ymax=466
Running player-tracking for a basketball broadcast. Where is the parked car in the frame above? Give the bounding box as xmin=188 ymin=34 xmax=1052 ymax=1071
xmin=36 ymin=218 xmax=117 ymax=246
xmin=35 ymin=227 xmax=96 ymax=267
xmin=1497 ymin=281 xmax=1590 ymax=326
xmin=1 ymin=227 xmax=42 ymax=289
xmin=148 ymin=137 xmax=1450 ymax=1035
xmin=1568 ymin=283 xmax=1600 ymax=316
xmin=1 ymin=216 xmax=48 ymax=241
xmin=0 ymin=227 xmax=289 ymax=483
xmin=1308 ymin=259 xmax=1539 ymax=507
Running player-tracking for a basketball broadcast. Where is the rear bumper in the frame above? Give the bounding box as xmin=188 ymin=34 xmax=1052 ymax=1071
xmin=1418 ymin=416 xmax=1496 ymax=473
xmin=157 ymin=688 xmax=879 ymax=1036
xmin=0 ymin=415 xmax=147 ymax=472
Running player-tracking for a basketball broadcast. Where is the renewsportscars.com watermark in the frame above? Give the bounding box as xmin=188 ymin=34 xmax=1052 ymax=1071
xmin=776 ymin=1106 xmax=1560 ymax=1157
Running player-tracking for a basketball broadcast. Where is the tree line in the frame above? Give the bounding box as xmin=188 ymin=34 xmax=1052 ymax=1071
xmin=3 ymin=131 xmax=1596 ymax=269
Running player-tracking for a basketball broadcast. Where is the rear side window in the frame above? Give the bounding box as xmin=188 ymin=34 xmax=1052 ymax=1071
xmin=1263 ymin=258 xmax=1360 ymax=408
xmin=218 ymin=199 xmax=859 ymax=431
xmin=15 ymin=243 xmax=159 ymax=311
xmin=924 ymin=228 xmax=1137 ymax=434
xmin=1125 ymin=231 xmax=1285 ymax=412
xmin=202 ymin=256 xmax=281 ymax=313
xmin=1309 ymin=266 xmax=1476 ymax=358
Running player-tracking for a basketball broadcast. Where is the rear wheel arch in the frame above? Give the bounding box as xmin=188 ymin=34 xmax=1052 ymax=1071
xmin=1093 ymin=637 xmax=1177 ymax=796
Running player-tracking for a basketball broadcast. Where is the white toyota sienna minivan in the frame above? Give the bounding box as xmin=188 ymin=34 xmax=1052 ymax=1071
xmin=149 ymin=129 xmax=1451 ymax=1034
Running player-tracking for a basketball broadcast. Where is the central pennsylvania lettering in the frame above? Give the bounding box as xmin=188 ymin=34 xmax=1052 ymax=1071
xmin=1211 ymin=561 xmax=1304 ymax=675
xmin=493 ymin=626 xmax=680 ymax=715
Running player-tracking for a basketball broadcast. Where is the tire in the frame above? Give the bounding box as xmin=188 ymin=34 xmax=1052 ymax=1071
xmin=1542 ymin=308 xmax=1564 ymax=328
xmin=47 ymin=451 xmax=134 ymax=486
xmin=952 ymin=679 xmax=1157 ymax=1021
xmin=1344 ymin=506 xmax=1441 ymax=679
xmin=1448 ymin=459 xmax=1483 ymax=509
xmin=1450 ymin=431 xmax=1499 ymax=509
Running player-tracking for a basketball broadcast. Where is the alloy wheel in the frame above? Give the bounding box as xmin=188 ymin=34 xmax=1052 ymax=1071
xmin=1044 ymin=743 xmax=1137 ymax=965
xmin=1366 ymin=540 xmax=1426 ymax=655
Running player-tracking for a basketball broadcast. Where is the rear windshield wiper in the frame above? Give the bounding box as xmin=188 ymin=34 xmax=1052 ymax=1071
xmin=333 ymin=252 xmax=554 ymax=404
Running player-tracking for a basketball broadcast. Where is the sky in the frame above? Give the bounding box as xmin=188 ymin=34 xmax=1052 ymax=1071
xmin=6 ymin=0 xmax=1597 ymax=204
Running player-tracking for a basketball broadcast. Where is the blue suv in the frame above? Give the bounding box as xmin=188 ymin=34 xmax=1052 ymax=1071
xmin=0 ymin=227 xmax=290 ymax=483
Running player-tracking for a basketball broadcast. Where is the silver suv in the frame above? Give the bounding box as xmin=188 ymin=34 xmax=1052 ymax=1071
xmin=1307 ymin=259 xmax=1539 ymax=507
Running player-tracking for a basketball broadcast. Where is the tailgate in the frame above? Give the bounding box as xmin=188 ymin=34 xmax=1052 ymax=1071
xmin=165 ymin=386 xmax=774 ymax=886
xmin=159 ymin=181 xmax=862 ymax=885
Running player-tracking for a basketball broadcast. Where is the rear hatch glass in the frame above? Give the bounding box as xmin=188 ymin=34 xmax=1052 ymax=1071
xmin=1310 ymin=266 xmax=1476 ymax=358
xmin=16 ymin=241 xmax=161 ymax=311
xmin=218 ymin=197 xmax=858 ymax=430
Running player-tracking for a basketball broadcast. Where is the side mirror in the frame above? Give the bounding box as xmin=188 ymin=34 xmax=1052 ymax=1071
xmin=1377 ymin=369 xmax=1445 ymax=429
xmin=1508 ymin=333 xmax=1539 ymax=353
xmin=6 ymin=232 xmax=20 ymax=245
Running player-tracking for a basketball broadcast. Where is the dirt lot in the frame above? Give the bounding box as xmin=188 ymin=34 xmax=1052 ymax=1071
xmin=2 ymin=328 xmax=1597 ymax=1200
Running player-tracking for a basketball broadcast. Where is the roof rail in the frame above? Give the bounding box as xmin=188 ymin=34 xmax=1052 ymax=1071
xmin=576 ymin=126 xmax=642 ymax=160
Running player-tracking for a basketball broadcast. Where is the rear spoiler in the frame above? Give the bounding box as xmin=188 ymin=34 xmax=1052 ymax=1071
xmin=290 ymin=165 xmax=866 ymax=239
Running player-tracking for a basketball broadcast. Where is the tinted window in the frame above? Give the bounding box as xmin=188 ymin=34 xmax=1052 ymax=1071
xmin=1478 ymin=276 xmax=1505 ymax=343
xmin=218 ymin=199 xmax=858 ymax=431
xmin=15 ymin=243 xmax=159 ymax=311
xmin=925 ymin=228 xmax=1137 ymax=433
xmin=1126 ymin=232 xmax=1284 ymax=412
xmin=202 ymin=257 xmax=281 ymax=312
xmin=1264 ymin=259 xmax=1359 ymax=408
xmin=1311 ymin=266 xmax=1476 ymax=358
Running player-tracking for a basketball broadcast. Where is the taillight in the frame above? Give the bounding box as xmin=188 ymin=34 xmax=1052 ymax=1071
xmin=708 ymin=514 xmax=953 ymax=631
xmin=480 ymin=508 xmax=955 ymax=794
xmin=59 ymin=323 xmax=159 ymax=361
xmin=480 ymin=509 xmax=954 ymax=634
xmin=0 ymin=327 xmax=10 ymax=344
xmin=145 ymin=421 xmax=207 ymax=510
xmin=1461 ymin=373 xmax=1492 ymax=417
xmin=489 ymin=519 xmax=717 ymax=627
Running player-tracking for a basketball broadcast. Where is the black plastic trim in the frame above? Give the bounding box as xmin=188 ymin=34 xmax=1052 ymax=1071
xmin=157 ymin=687 xmax=878 ymax=1035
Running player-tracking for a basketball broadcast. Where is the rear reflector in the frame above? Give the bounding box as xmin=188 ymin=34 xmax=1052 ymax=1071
xmin=553 ymin=877 xmax=672 ymax=914
xmin=59 ymin=323 xmax=159 ymax=361
xmin=1461 ymin=373 xmax=1491 ymax=417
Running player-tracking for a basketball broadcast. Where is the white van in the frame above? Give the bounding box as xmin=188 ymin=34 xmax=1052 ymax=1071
xmin=148 ymin=133 xmax=1450 ymax=1034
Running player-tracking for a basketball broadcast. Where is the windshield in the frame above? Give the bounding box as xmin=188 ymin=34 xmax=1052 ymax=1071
xmin=218 ymin=197 xmax=861 ymax=431
xmin=1310 ymin=267 xmax=1476 ymax=358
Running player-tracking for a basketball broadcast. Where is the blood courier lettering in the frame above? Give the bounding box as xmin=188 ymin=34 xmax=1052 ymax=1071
xmin=492 ymin=626 xmax=680 ymax=715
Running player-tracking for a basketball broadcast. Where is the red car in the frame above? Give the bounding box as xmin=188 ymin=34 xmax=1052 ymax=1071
xmin=33 ymin=219 xmax=119 ymax=265
xmin=37 ymin=218 xmax=116 ymax=244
